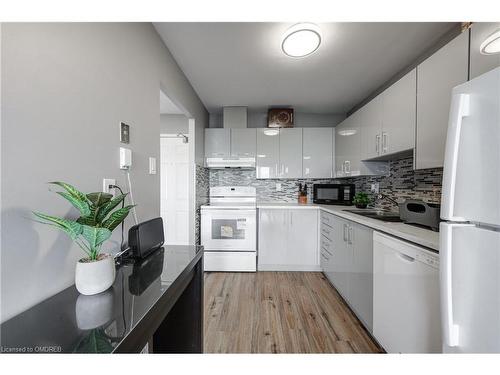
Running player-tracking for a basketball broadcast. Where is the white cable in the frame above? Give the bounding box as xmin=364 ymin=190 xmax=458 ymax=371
xmin=126 ymin=169 xmax=139 ymax=225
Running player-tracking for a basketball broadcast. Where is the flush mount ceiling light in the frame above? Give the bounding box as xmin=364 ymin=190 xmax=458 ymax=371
xmin=281 ymin=23 xmax=322 ymax=58
xmin=480 ymin=28 xmax=500 ymax=55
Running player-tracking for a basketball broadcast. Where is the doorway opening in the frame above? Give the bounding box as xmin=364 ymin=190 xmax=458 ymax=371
xmin=159 ymin=89 xmax=195 ymax=245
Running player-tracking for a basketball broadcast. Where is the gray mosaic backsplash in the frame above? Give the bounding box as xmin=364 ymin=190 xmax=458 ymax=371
xmin=208 ymin=156 xmax=443 ymax=212
xmin=195 ymin=164 xmax=210 ymax=245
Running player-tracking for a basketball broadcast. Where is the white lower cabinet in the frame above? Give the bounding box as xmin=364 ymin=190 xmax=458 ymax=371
xmin=320 ymin=211 xmax=373 ymax=332
xmin=258 ymin=208 xmax=319 ymax=271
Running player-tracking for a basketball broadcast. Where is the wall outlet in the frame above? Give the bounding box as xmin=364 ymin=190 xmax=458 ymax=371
xmin=276 ymin=182 xmax=282 ymax=192
xmin=103 ymin=178 xmax=116 ymax=196
xmin=371 ymin=183 xmax=380 ymax=194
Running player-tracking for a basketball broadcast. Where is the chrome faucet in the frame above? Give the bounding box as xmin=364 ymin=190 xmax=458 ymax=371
xmin=377 ymin=193 xmax=400 ymax=208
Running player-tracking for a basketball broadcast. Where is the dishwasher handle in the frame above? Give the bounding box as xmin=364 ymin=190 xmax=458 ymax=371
xmin=396 ymin=252 xmax=415 ymax=263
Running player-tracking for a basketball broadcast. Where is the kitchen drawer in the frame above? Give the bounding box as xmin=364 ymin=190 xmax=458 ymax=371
xmin=320 ymin=223 xmax=334 ymax=240
xmin=320 ymin=234 xmax=334 ymax=254
xmin=320 ymin=211 xmax=335 ymax=227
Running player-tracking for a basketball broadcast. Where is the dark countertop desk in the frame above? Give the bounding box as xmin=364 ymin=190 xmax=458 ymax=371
xmin=0 ymin=245 xmax=204 ymax=353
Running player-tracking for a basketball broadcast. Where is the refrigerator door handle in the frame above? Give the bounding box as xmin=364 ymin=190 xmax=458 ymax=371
xmin=441 ymin=93 xmax=470 ymax=220
xmin=440 ymin=222 xmax=474 ymax=348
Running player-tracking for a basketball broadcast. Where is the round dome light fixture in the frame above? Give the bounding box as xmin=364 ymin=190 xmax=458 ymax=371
xmin=281 ymin=23 xmax=322 ymax=58
xmin=480 ymin=28 xmax=500 ymax=55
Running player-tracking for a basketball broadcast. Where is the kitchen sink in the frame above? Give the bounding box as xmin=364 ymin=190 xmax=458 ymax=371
xmin=343 ymin=209 xmax=403 ymax=222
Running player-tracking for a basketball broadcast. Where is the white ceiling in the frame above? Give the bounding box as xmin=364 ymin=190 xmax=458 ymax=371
xmin=160 ymin=90 xmax=184 ymax=114
xmin=154 ymin=22 xmax=456 ymax=114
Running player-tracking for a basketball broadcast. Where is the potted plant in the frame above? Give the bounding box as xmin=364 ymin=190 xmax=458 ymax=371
xmin=352 ymin=192 xmax=371 ymax=209
xmin=33 ymin=182 xmax=134 ymax=295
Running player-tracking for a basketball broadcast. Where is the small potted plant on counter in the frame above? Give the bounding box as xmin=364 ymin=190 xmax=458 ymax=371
xmin=33 ymin=182 xmax=134 ymax=295
xmin=352 ymin=192 xmax=371 ymax=209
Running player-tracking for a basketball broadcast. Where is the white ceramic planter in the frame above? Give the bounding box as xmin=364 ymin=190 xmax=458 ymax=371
xmin=75 ymin=254 xmax=116 ymax=295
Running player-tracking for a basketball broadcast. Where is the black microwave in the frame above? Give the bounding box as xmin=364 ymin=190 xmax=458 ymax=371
xmin=313 ymin=184 xmax=355 ymax=205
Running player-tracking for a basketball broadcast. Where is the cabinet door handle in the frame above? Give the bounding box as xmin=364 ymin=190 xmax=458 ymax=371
xmin=348 ymin=226 xmax=353 ymax=244
xmin=343 ymin=224 xmax=348 ymax=242
xmin=382 ymin=132 xmax=388 ymax=153
xmin=290 ymin=212 xmax=293 ymax=226
xmin=275 ymin=164 xmax=278 ymax=177
xmin=376 ymin=134 xmax=380 ymax=154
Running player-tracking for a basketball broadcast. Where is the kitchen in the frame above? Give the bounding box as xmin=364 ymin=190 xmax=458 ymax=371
xmin=158 ymin=22 xmax=500 ymax=353
xmin=1 ymin=12 xmax=500 ymax=369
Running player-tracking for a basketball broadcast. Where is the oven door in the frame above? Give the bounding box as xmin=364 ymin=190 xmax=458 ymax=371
xmin=201 ymin=209 xmax=256 ymax=251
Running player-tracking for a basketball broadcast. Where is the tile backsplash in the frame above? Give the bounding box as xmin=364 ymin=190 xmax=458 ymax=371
xmin=195 ymin=164 xmax=210 ymax=244
xmin=208 ymin=156 xmax=443 ymax=212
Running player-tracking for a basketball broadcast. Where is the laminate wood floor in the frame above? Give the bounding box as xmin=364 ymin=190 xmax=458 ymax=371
xmin=204 ymin=272 xmax=383 ymax=353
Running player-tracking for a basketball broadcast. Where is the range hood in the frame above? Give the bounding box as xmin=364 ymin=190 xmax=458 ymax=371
xmin=206 ymin=157 xmax=255 ymax=169
xmin=206 ymin=106 xmax=256 ymax=169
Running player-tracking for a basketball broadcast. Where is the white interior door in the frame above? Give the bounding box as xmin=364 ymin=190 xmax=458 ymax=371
xmin=160 ymin=136 xmax=189 ymax=244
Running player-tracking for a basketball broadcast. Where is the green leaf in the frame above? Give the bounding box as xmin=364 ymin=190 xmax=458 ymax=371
xmin=76 ymin=213 xmax=97 ymax=227
xmin=86 ymin=192 xmax=113 ymax=207
xmin=81 ymin=225 xmax=112 ymax=249
xmin=96 ymin=194 xmax=126 ymax=222
xmin=33 ymin=212 xmax=82 ymax=240
xmin=49 ymin=181 xmax=88 ymax=203
xmin=56 ymin=191 xmax=91 ymax=216
xmin=102 ymin=205 xmax=134 ymax=231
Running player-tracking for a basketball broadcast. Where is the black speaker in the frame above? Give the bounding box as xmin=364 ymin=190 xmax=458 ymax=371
xmin=128 ymin=217 xmax=164 ymax=259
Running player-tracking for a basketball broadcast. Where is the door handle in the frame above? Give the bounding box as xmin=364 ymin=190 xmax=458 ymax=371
xmin=440 ymin=223 xmax=472 ymax=348
xmin=441 ymin=93 xmax=470 ymax=221
xmin=290 ymin=212 xmax=293 ymax=226
xmin=348 ymin=226 xmax=353 ymax=244
xmin=343 ymin=224 xmax=348 ymax=242
xmin=382 ymin=132 xmax=388 ymax=153
xmin=375 ymin=134 xmax=380 ymax=154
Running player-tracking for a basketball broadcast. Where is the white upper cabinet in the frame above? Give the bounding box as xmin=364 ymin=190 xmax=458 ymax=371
xmin=256 ymin=129 xmax=279 ymax=178
xmin=303 ymin=128 xmax=333 ymax=178
xmin=470 ymin=23 xmax=500 ymax=79
xmin=381 ymin=68 xmax=416 ymax=155
xmin=416 ymin=31 xmax=469 ymax=170
xmin=360 ymin=95 xmax=383 ymax=160
xmin=279 ymin=128 xmax=303 ymax=178
xmin=205 ymin=128 xmax=230 ymax=158
xmin=335 ymin=113 xmax=361 ymax=177
xmin=230 ymin=128 xmax=256 ymax=157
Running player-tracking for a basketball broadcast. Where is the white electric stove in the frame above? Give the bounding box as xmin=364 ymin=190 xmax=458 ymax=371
xmin=201 ymin=186 xmax=257 ymax=272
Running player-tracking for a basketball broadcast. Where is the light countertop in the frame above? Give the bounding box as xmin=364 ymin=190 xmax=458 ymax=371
xmin=257 ymin=202 xmax=439 ymax=252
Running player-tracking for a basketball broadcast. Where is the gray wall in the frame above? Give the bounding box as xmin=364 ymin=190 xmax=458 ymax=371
xmin=209 ymin=111 xmax=345 ymax=128
xmin=160 ymin=114 xmax=189 ymax=134
xmin=0 ymin=23 xmax=208 ymax=322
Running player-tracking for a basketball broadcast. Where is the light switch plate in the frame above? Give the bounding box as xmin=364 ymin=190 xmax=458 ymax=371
xmin=149 ymin=157 xmax=157 ymax=175
xmin=276 ymin=182 xmax=282 ymax=192
xmin=371 ymin=183 xmax=380 ymax=193
xmin=103 ymin=178 xmax=116 ymax=196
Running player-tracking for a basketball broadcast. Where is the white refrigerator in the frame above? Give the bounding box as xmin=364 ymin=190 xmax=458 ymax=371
xmin=440 ymin=66 xmax=500 ymax=353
